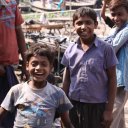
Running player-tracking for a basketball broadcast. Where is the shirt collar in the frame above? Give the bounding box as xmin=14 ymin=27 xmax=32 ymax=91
xmin=93 ymin=36 xmax=101 ymax=47
xmin=75 ymin=34 xmax=100 ymax=48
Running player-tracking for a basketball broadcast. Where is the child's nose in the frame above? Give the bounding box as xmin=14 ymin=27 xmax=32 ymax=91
xmin=114 ymin=15 xmax=119 ymax=21
xmin=36 ymin=64 xmax=41 ymax=69
xmin=81 ymin=23 xmax=87 ymax=29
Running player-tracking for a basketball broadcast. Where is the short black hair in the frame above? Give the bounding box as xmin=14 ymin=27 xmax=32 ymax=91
xmin=25 ymin=43 xmax=55 ymax=65
xmin=72 ymin=7 xmax=97 ymax=26
xmin=109 ymin=0 xmax=128 ymax=12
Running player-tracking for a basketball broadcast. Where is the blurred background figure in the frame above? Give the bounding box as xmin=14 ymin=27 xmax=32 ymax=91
xmin=47 ymin=0 xmax=53 ymax=9
xmin=41 ymin=0 xmax=45 ymax=7
xmin=58 ymin=0 xmax=66 ymax=11
xmin=39 ymin=12 xmax=49 ymax=24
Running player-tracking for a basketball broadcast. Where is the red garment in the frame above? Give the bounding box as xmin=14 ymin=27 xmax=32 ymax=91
xmin=0 ymin=0 xmax=24 ymax=65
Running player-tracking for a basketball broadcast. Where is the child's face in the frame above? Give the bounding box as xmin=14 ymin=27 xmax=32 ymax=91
xmin=26 ymin=55 xmax=52 ymax=83
xmin=74 ymin=15 xmax=98 ymax=42
xmin=110 ymin=6 xmax=128 ymax=28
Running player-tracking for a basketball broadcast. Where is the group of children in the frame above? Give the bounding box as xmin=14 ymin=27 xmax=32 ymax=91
xmin=0 ymin=0 xmax=128 ymax=127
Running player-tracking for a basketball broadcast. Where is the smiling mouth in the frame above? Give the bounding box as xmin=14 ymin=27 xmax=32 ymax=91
xmin=115 ymin=21 xmax=121 ymax=24
xmin=80 ymin=31 xmax=88 ymax=35
xmin=34 ymin=73 xmax=44 ymax=77
xmin=80 ymin=33 xmax=88 ymax=38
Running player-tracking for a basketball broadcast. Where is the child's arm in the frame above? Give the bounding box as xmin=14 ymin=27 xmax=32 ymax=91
xmin=100 ymin=0 xmax=114 ymax=28
xmin=0 ymin=107 xmax=8 ymax=124
xmin=16 ymin=25 xmax=29 ymax=81
xmin=62 ymin=67 xmax=70 ymax=95
xmin=102 ymin=65 xmax=117 ymax=127
xmin=113 ymin=29 xmax=128 ymax=53
xmin=100 ymin=0 xmax=107 ymax=21
xmin=60 ymin=111 xmax=74 ymax=128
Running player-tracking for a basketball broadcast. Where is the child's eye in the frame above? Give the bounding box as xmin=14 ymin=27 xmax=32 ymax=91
xmin=85 ymin=21 xmax=92 ymax=25
xmin=31 ymin=62 xmax=38 ymax=67
xmin=76 ymin=21 xmax=83 ymax=25
xmin=117 ymin=13 xmax=123 ymax=17
xmin=41 ymin=62 xmax=48 ymax=67
xmin=76 ymin=21 xmax=92 ymax=26
xmin=111 ymin=13 xmax=116 ymax=17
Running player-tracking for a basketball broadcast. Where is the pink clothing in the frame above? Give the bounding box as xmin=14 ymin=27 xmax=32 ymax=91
xmin=0 ymin=0 xmax=24 ymax=65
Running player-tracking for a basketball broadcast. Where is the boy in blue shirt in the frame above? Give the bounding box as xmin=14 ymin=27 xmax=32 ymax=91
xmin=105 ymin=0 xmax=128 ymax=127
xmin=61 ymin=7 xmax=118 ymax=128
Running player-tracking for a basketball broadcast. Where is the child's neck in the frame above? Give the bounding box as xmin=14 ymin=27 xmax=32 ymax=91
xmin=28 ymin=80 xmax=47 ymax=89
xmin=81 ymin=35 xmax=95 ymax=44
xmin=80 ymin=35 xmax=95 ymax=51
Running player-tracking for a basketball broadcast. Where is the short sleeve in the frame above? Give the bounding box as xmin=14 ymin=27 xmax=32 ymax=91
xmin=61 ymin=43 xmax=75 ymax=67
xmin=61 ymin=49 xmax=69 ymax=67
xmin=1 ymin=87 xmax=15 ymax=111
xmin=104 ymin=44 xmax=118 ymax=69
xmin=56 ymin=89 xmax=73 ymax=114
xmin=112 ymin=27 xmax=128 ymax=53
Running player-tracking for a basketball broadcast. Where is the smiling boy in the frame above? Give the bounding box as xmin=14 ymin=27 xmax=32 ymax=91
xmin=0 ymin=43 xmax=74 ymax=128
xmin=61 ymin=7 xmax=118 ymax=128
xmin=105 ymin=0 xmax=128 ymax=127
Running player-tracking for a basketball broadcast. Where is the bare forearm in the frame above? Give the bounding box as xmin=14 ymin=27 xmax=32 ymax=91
xmin=62 ymin=68 xmax=70 ymax=95
xmin=63 ymin=82 xmax=70 ymax=95
xmin=106 ymin=66 xmax=117 ymax=111
xmin=61 ymin=112 xmax=74 ymax=128
xmin=0 ymin=107 xmax=8 ymax=124
xmin=101 ymin=1 xmax=107 ymax=20
xmin=16 ymin=26 xmax=26 ymax=61
xmin=106 ymin=82 xmax=116 ymax=111
xmin=16 ymin=26 xmax=29 ymax=80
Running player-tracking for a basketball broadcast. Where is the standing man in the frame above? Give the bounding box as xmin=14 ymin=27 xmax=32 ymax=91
xmin=0 ymin=0 xmax=28 ymax=127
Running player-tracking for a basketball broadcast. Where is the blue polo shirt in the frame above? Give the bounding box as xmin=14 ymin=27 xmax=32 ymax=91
xmin=61 ymin=36 xmax=118 ymax=103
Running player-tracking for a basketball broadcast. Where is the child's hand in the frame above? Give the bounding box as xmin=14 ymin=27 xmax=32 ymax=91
xmin=101 ymin=110 xmax=113 ymax=128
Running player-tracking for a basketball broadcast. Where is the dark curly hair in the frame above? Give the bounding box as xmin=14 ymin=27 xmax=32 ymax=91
xmin=25 ymin=43 xmax=55 ymax=65
xmin=72 ymin=7 xmax=97 ymax=26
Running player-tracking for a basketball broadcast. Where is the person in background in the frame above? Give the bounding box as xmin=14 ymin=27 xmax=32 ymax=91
xmin=0 ymin=43 xmax=74 ymax=128
xmin=41 ymin=0 xmax=45 ymax=7
xmin=58 ymin=0 xmax=66 ymax=14
xmin=104 ymin=0 xmax=128 ymax=127
xmin=39 ymin=12 xmax=49 ymax=25
xmin=61 ymin=7 xmax=118 ymax=128
xmin=100 ymin=0 xmax=115 ymax=28
xmin=0 ymin=0 xmax=28 ymax=127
